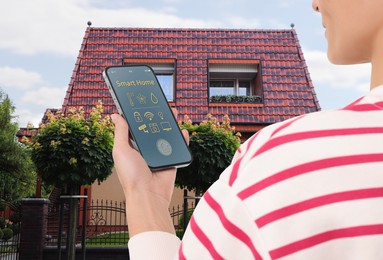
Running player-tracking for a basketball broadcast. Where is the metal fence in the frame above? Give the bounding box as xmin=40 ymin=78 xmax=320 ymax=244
xmin=45 ymin=195 xmax=198 ymax=248
xmin=46 ymin=198 xmax=128 ymax=247
xmin=0 ymin=233 xmax=20 ymax=260
xmin=0 ymin=204 xmax=20 ymax=260
xmin=81 ymin=199 xmax=128 ymax=246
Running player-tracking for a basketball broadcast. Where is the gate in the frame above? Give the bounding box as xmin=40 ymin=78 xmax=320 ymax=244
xmin=40 ymin=189 xmax=198 ymax=259
xmin=0 ymin=232 xmax=20 ymax=260
xmin=0 ymin=203 xmax=21 ymax=260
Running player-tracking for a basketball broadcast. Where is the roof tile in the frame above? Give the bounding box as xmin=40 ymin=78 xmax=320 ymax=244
xmin=61 ymin=27 xmax=320 ymax=128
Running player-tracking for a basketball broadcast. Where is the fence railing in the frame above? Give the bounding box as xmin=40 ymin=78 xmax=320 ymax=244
xmin=1 ymin=202 xmax=21 ymax=260
xmin=0 ymin=232 xmax=20 ymax=260
xmin=45 ymin=195 xmax=198 ymax=247
xmin=81 ymin=199 xmax=128 ymax=246
xmin=170 ymin=202 xmax=197 ymax=229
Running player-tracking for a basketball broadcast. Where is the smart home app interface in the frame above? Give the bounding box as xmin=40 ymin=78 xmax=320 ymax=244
xmin=105 ymin=66 xmax=191 ymax=168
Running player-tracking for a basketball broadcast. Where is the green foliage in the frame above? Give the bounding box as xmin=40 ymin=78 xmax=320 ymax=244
xmin=178 ymin=209 xmax=194 ymax=227
xmin=9 ymin=212 xmax=21 ymax=224
xmin=0 ymin=200 xmax=5 ymax=211
xmin=9 ymin=223 xmax=20 ymax=235
xmin=175 ymin=229 xmax=184 ymax=239
xmin=0 ymin=200 xmax=21 ymax=235
xmin=86 ymin=232 xmax=129 ymax=246
xmin=0 ymin=217 xmax=5 ymax=229
xmin=0 ymin=90 xmax=37 ymax=201
xmin=210 ymin=95 xmax=262 ymax=104
xmin=1 ymin=228 xmax=13 ymax=240
xmin=29 ymin=102 xmax=114 ymax=188
xmin=7 ymin=199 xmax=22 ymax=213
xmin=177 ymin=114 xmax=241 ymax=193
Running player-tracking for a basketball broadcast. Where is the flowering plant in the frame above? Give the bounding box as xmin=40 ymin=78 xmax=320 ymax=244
xmin=177 ymin=114 xmax=241 ymax=193
xmin=29 ymin=101 xmax=114 ymax=188
xmin=5 ymin=219 xmax=13 ymax=227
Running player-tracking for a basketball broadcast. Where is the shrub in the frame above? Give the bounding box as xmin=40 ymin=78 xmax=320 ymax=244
xmin=177 ymin=114 xmax=241 ymax=193
xmin=209 ymin=95 xmax=262 ymax=104
xmin=9 ymin=223 xmax=20 ymax=235
xmin=175 ymin=229 xmax=184 ymax=239
xmin=0 ymin=229 xmax=3 ymax=239
xmin=0 ymin=200 xmax=5 ymax=211
xmin=8 ymin=199 xmax=22 ymax=213
xmin=2 ymin=228 xmax=13 ymax=240
xmin=9 ymin=212 xmax=21 ymax=224
xmin=0 ymin=217 xmax=5 ymax=229
xmin=29 ymin=102 xmax=114 ymax=188
xmin=178 ymin=209 xmax=194 ymax=228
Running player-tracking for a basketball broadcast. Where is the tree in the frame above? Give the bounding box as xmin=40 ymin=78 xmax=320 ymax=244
xmin=177 ymin=114 xmax=241 ymax=195
xmin=29 ymin=101 xmax=114 ymax=260
xmin=0 ymin=90 xmax=36 ymax=202
xmin=30 ymin=102 xmax=114 ymax=189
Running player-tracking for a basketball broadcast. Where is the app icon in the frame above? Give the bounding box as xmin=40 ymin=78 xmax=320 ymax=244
xmin=144 ymin=112 xmax=154 ymax=121
xmin=138 ymin=124 xmax=149 ymax=133
xmin=160 ymin=122 xmax=172 ymax=131
xmin=149 ymin=123 xmax=160 ymax=133
xmin=156 ymin=139 xmax=172 ymax=156
xmin=151 ymin=92 xmax=159 ymax=104
xmin=127 ymin=92 xmax=135 ymax=106
xmin=136 ymin=93 xmax=146 ymax=104
xmin=158 ymin=112 xmax=164 ymax=120
xmin=134 ymin=112 xmax=143 ymax=122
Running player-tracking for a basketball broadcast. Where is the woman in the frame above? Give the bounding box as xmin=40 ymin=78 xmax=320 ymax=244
xmin=112 ymin=0 xmax=383 ymax=258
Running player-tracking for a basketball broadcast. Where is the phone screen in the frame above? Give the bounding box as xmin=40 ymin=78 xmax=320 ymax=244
xmin=103 ymin=65 xmax=192 ymax=169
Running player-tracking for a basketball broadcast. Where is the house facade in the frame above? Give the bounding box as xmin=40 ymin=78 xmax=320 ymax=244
xmin=19 ymin=26 xmax=320 ymax=205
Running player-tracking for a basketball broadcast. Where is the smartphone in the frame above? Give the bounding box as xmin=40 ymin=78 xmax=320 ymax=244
xmin=103 ymin=65 xmax=192 ymax=170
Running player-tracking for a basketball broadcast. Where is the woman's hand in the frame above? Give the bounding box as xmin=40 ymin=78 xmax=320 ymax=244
xmin=111 ymin=112 xmax=189 ymax=236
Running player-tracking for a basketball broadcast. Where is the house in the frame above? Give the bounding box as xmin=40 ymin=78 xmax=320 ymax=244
xmin=18 ymin=26 xmax=320 ymax=206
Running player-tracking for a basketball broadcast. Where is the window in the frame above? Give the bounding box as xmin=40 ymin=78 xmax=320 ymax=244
xmin=210 ymin=80 xmax=251 ymax=96
xmin=156 ymin=75 xmax=173 ymax=101
xmin=210 ymin=80 xmax=235 ymax=96
xmin=208 ymin=60 xmax=262 ymax=103
xmin=238 ymin=81 xmax=251 ymax=96
xmin=123 ymin=58 xmax=175 ymax=101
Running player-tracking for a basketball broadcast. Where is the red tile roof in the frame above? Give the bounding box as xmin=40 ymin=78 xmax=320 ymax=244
xmin=61 ymin=27 xmax=320 ymax=128
xmin=17 ymin=108 xmax=58 ymax=138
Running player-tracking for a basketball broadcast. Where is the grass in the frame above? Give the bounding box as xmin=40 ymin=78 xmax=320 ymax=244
xmin=86 ymin=232 xmax=129 ymax=247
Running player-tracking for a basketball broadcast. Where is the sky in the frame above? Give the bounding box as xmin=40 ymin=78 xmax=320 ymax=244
xmin=0 ymin=0 xmax=371 ymax=127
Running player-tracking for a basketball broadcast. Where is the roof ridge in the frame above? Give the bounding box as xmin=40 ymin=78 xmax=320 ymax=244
xmin=88 ymin=27 xmax=294 ymax=33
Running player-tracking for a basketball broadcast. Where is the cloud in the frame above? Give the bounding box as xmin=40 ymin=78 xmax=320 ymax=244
xmin=0 ymin=67 xmax=43 ymax=89
xmin=278 ymin=0 xmax=306 ymax=8
xmin=304 ymin=50 xmax=371 ymax=93
xmin=0 ymin=0 xmax=84 ymax=56
xmin=89 ymin=7 xmax=220 ymax=28
xmin=21 ymin=87 xmax=66 ymax=107
xmin=0 ymin=0 xmax=220 ymax=57
xmin=15 ymin=108 xmax=45 ymax=128
xmin=226 ymin=17 xmax=261 ymax=29
xmin=13 ymin=86 xmax=66 ymax=127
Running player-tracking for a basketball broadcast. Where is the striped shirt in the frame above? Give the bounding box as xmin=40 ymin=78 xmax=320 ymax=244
xmin=129 ymin=85 xmax=383 ymax=259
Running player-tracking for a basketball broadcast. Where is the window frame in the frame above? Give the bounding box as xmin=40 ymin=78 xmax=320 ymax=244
xmin=208 ymin=59 xmax=263 ymax=104
xmin=209 ymin=79 xmax=253 ymax=96
xmin=123 ymin=58 xmax=176 ymax=102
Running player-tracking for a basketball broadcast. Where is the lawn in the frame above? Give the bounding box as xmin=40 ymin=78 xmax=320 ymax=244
xmin=86 ymin=232 xmax=129 ymax=246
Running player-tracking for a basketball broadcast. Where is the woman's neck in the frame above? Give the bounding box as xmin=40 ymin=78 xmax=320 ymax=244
xmin=370 ymin=28 xmax=383 ymax=90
